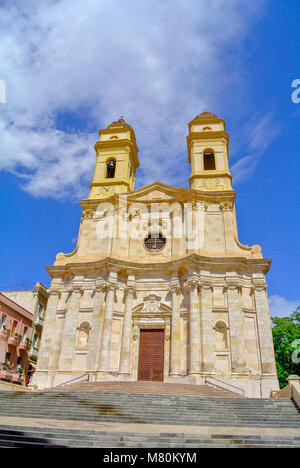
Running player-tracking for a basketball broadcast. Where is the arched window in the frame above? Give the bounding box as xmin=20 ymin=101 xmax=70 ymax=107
xmin=203 ymin=151 xmax=216 ymax=170
xmin=214 ymin=321 xmax=229 ymax=351
xmin=106 ymin=159 xmax=116 ymax=178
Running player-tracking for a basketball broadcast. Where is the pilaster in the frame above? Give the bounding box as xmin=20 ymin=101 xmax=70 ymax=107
xmin=199 ymin=279 xmax=214 ymax=372
xmin=119 ymin=279 xmax=135 ymax=375
xmin=252 ymin=279 xmax=277 ymax=375
xmin=63 ymin=284 xmax=84 ymax=370
xmin=87 ymin=280 xmax=107 ymax=371
xmin=34 ymin=287 xmax=60 ymax=371
xmin=185 ymin=275 xmax=201 ymax=374
xmin=226 ymin=277 xmax=247 ymax=373
xmin=169 ymin=274 xmax=181 ymax=376
xmin=98 ymin=281 xmax=117 ymax=372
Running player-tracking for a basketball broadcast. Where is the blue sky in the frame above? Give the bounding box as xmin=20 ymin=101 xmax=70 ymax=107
xmin=0 ymin=0 xmax=299 ymax=317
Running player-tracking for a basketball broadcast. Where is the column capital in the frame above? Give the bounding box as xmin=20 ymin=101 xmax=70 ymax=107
xmin=106 ymin=283 xmax=117 ymax=293
xmin=219 ymin=201 xmax=233 ymax=212
xmin=70 ymin=285 xmax=84 ymax=295
xmin=124 ymin=285 xmax=135 ymax=296
xmin=169 ymin=284 xmax=181 ymax=295
xmin=199 ymin=280 xmax=213 ymax=291
xmin=170 ymin=206 xmax=182 ymax=218
xmin=94 ymin=280 xmax=107 ymax=292
xmin=184 ymin=277 xmax=199 ymax=292
xmin=251 ymin=280 xmax=267 ymax=292
xmin=169 ymin=274 xmax=181 ymax=294
xmin=49 ymin=288 xmax=61 ymax=297
xmin=225 ymin=281 xmax=241 ymax=291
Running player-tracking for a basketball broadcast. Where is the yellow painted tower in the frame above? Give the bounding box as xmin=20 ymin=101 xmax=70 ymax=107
xmin=89 ymin=118 xmax=140 ymax=199
xmin=187 ymin=111 xmax=232 ymax=192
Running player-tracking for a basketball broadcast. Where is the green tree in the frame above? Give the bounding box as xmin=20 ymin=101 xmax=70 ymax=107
xmin=272 ymin=307 xmax=300 ymax=388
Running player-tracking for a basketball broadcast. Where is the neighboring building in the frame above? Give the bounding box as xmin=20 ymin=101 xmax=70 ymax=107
xmin=1 ymin=282 xmax=49 ymax=380
xmin=0 ymin=293 xmax=33 ymax=384
xmin=32 ymin=113 xmax=279 ymax=397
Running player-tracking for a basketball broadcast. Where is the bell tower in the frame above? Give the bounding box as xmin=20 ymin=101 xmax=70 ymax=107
xmin=88 ymin=118 xmax=140 ymax=199
xmin=187 ymin=111 xmax=233 ymax=192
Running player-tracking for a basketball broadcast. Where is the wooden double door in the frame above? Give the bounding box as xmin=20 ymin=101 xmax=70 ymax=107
xmin=138 ymin=329 xmax=164 ymax=382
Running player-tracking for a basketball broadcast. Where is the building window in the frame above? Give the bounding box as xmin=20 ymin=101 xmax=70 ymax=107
xmin=37 ymin=303 xmax=44 ymax=319
xmin=106 ymin=160 xmax=116 ymax=178
xmin=0 ymin=314 xmax=6 ymax=331
xmin=203 ymin=151 xmax=216 ymax=170
xmin=5 ymin=352 xmax=11 ymax=365
xmin=17 ymin=356 xmax=23 ymax=370
xmin=11 ymin=320 xmax=18 ymax=336
xmin=21 ymin=327 xmax=28 ymax=342
xmin=32 ymin=333 xmax=39 ymax=349
xmin=144 ymin=233 xmax=166 ymax=251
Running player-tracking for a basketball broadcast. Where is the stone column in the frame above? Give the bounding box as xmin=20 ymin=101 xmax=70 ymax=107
xmin=32 ymin=289 xmax=40 ymax=321
xmin=164 ymin=319 xmax=171 ymax=380
xmin=220 ymin=202 xmax=235 ymax=251
xmin=47 ymin=310 xmax=66 ymax=371
xmin=186 ymin=278 xmax=201 ymax=374
xmin=169 ymin=276 xmax=181 ymax=376
xmin=196 ymin=202 xmax=206 ymax=251
xmin=35 ymin=287 xmax=60 ymax=371
xmin=170 ymin=205 xmax=184 ymax=257
xmin=132 ymin=319 xmax=140 ymax=381
xmin=226 ymin=280 xmax=247 ymax=372
xmin=253 ymin=281 xmax=277 ymax=374
xmin=98 ymin=284 xmax=116 ymax=372
xmin=119 ymin=286 xmax=135 ymax=375
xmin=77 ymin=209 xmax=95 ymax=257
xmin=32 ymin=286 xmax=60 ymax=389
xmin=200 ymin=281 xmax=214 ymax=372
xmin=87 ymin=281 xmax=106 ymax=371
xmin=61 ymin=284 xmax=83 ymax=370
xmin=185 ymin=202 xmax=196 ymax=253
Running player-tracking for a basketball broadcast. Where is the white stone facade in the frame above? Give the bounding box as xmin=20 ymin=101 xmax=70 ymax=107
xmin=32 ymin=114 xmax=279 ymax=397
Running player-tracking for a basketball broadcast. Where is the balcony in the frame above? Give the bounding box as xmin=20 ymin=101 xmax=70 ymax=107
xmin=34 ymin=315 xmax=44 ymax=328
xmin=0 ymin=329 xmax=8 ymax=341
xmin=28 ymin=346 xmax=39 ymax=359
xmin=19 ymin=341 xmax=29 ymax=352
xmin=7 ymin=336 xmax=20 ymax=347
xmin=0 ymin=364 xmax=24 ymax=385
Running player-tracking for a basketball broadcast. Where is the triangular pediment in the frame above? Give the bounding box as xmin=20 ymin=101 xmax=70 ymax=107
xmin=126 ymin=182 xmax=188 ymax=202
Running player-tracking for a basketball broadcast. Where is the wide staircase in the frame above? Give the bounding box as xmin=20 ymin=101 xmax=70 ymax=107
xmin=0 ymin=382 xmax=299 ymax=448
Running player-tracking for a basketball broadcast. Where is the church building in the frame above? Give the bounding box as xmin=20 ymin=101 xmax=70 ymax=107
xmin=32 ymin=112 xmax=279 ymax=397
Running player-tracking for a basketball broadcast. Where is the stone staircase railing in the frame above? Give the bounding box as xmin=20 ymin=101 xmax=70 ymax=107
xmin=204 ymin=376 xmax=245 ymax=397
xmin=271 ymin=375 xmax=300 ymax=409
xmin=55 ymin=373 xmax=91 ymax=387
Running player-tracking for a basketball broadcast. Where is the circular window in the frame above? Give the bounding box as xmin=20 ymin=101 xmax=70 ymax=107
xmin=144 ymin=233 xmax=166 ymax=251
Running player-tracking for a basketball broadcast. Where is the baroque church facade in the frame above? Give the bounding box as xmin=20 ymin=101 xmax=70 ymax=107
xmin=32 ymin=112 xmax=279 ymax=397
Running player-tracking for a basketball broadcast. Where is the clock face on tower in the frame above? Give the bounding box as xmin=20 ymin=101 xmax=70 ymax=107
xmin=100 ymin=186 xmax=115 ymax=196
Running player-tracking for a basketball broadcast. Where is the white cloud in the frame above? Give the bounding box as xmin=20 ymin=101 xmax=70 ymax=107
xmin=231 ymin=112 xmax=280 ymax=184
xmin=269 ymin=295 xmax=300 ymax=318
xmin=0 ymin=0 xmax=268 ymax=199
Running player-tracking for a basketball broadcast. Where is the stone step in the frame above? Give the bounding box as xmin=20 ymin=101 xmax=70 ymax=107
xmin=0 ymin=395 xmax=295 ymax=409
xmin=0 ymin=383 xmax=299 ymax=448
xmin=0 ymin=415 xmax=298 ymax=428
xmin=0 ymin=426 xmax=299 ymax=448
xmin=0 ymin=391 xmax=298 ymax=429
xmin=43 ymin=381 xmax=244 ymax=397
